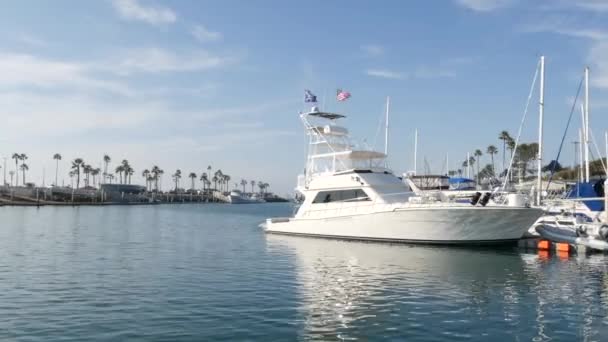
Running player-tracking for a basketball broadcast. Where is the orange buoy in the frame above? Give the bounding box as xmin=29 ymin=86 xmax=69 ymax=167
xmin=537 ymin=240 xmax=551 ymax=250
xmin=556 ymin=243 xmax=571 ymax=252
xmin=557 ymin=250 xmax=570 ymax=260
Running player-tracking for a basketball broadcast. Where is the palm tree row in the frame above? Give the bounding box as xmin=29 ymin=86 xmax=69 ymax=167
xmin=450 ymin=131 xmax=516 ymax=182
xmin=10 ymin=153 xmax=28 ymax=186
xmin=7 ymin=153 xmax=271 ymax=194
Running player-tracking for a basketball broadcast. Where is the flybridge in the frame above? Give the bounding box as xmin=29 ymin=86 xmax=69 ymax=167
xmin=300 ymin=106 xmax=388 ymax=185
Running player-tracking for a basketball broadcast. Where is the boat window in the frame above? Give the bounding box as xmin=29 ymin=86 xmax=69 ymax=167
xmin=312 ymin=189 xmax=370 ymax=203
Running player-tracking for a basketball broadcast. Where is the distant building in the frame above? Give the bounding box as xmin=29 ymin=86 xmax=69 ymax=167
xmin=100 ymin=184 xmax=146 ymax=202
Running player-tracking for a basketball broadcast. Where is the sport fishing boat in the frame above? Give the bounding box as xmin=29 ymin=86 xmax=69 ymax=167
xmin=263 ymin=107 xmax=544 ymax=244
xmin=227 ymin=190 xmax=265 ymax=204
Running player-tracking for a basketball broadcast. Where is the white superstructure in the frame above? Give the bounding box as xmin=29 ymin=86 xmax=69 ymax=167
xmin=263 ymin=106 xmax=543 ymax=244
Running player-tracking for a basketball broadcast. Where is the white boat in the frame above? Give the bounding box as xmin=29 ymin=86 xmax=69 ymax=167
xmin=534 ymin=214 xmax=608 ymax=251
xmin=227 ymin=190 xmax=265 ymax=204
xmin=263 ymin=106 xmax=543 ymax=244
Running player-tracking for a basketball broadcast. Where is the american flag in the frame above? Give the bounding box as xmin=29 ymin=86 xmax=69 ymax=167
xmin=336 ymin=89 xmax=351 ymax=101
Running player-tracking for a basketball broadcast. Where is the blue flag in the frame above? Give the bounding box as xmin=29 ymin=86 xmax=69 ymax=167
xmin=304 ymin=89 xmax=317 ymax=103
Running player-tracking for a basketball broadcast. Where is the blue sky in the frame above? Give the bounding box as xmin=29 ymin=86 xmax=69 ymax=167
xmin=1 ymin=0 xmax=608 ymax=194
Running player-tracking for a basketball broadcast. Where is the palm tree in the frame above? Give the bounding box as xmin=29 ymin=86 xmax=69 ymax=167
xmin=115 ymin=165 xmax=124 ymax=184
xmin=200 ymin=172 xmax=208 ymax=192
xmin=103 ymin=155 xmax=111 ymax=183
xmin=108 ymin=174 xmax=114 ymax=184
xmin=486 ymin=145 xmax=498 ymax=176
xmin=119 ymin=160 xmax=132 ymax=184
xmin=53 ymin=153 xmax=62 ymax=186
xmin=189 ymin=172 xmax=197 ymax=190
xmin=214 ymin=170 xmax=223 ymax=190
xmin=11 ymin=153 xmax=20 ymax=181
xmin=250 ymin=180 xmax=256 ymax=193
xmin=142 ymin=169 xmax=150 ymax=191
xmin=9 ymin=171 xmax=15 ymax=186
xmin=224 ymin=175 xmax=231 ymax=192
xmin=506 ymin=137 xmax=516 ymax=174
xmin=468 ymin=156 xmax=475 ymax=179
xmin=156 ymin=168 xmax=164 ymax=191
xmin=462 ymin=160 xmax=469 ymax=178
xmin=173 ymin=169 xmax=182 ymax=191
xmin=474 ymin=149 xmax=482 ymax=181
xmin=151 ymin=166 xmax=163 ymax=192
xmin=69 ymin=170 xmax=75 ymax=187
xmin=92 ymin=168 xmax=100 ymax=187
xmin=241 ymin=179 xmax=248 ymax=192
xmin=258 ymin=182 xmax=270 ymax=194
xmin=125 ymin=165 xmax=135 ymax=184
xmin=83 ymin=164 xmax=92 ymax=187
xmin=19 ymin=154 xmax=28 ymax=184
xmin=211 ymin=176 xmax=218 ymax=191
xmin=498 ymin=131 xmax=511 ymax=173
xmin=72 ymin=158 xmax=84 ymax=188
xmin=20 ymin=163 xmax=28 ymax=185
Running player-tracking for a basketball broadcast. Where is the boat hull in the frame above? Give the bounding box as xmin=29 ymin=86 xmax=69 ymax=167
xmin=265 ymin=207 xmax=543 ymax=244
xmin=228 ymin=196 xmax=265 ymax=204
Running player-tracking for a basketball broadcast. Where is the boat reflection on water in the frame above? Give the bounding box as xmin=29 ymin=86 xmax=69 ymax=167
xmin=266 ymin=234 xmax=608 ymax=341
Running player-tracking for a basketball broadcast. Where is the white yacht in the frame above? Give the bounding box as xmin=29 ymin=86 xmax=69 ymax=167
xmin=263 ymin=107 xmax=544 ymax=244
xmin=227 ymin=190 xmax=265 ymax=204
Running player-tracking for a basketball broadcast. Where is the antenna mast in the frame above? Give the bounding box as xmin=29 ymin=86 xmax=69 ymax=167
xmin=414 ymin=129 xmax=418 ymax=175
xmin=384 ymin=96 xmax=390 ymax=155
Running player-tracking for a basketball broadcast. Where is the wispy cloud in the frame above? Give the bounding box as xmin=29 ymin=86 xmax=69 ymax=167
xmin=568 ymin=0 xmax=608 ymax=12
xmin=0 ymin=52 xmax=133 ymax=96
xmin=366 ymin=64 xmax=459 ymax=80
xmin=521 ymin=19 xmax=608 ymax=88
xmin=191 ymin=24 xmax=222 ymax=42
xmin=107 ymin=47 xmax=237 ymax=74
xmin=361 ymin=45 xmax=385 ymax=57
xmin=588 ymin=42 xmax=608 ymax=88
xmin=522 ymin=21 xmax=608 ymax=40
xmin=112 ymin=0 xmax=176 ymax=25
xmin=0 ymin=91 xmax=160 ymax=139
xmin=16 ymin=33 xmax=49 ymax=47
xmin=413 ymin=66 xmax=457 ymax=79
xmin=454 ymin=0 xmax=515 ymax=12
xmin=366 ymin=69 xmax=406 ymax=80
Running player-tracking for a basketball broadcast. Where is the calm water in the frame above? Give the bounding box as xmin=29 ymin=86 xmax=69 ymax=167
xmin=1 ymin=203 xmax=608 ymax=341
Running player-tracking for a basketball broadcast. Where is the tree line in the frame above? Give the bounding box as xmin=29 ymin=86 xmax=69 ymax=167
xmin=3 ymin=153 xmax=271 ymax=194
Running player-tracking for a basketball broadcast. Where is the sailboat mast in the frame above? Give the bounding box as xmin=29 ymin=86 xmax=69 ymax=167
xmin=384 ymin=96 xmax=390 ymax=155
xmin=584 ymin=66 xmax=590 ymax=183
xmin=414 ymin=129 xmax=418 ymax=175
xmin=579 ymin=129 xmax=584 ymax=182
xmin=536 ymin=55 xmax=545 ymax=206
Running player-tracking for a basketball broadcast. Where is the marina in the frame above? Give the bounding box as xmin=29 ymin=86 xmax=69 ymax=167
xmin=3 ymin=1 xmax=608 ymax=340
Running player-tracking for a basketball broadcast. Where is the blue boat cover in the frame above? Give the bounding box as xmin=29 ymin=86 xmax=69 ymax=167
xmin=448 ymin=177 xmax=475 ymax=184
xmin=566 ymin=181 xmax=605 ymax=212
xmin=449 ymin=177 xmax=476 ymax=190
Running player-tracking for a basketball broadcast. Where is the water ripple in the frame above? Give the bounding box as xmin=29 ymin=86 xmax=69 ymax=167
xmin=1 ymin=204 xmax=608 ymax=341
